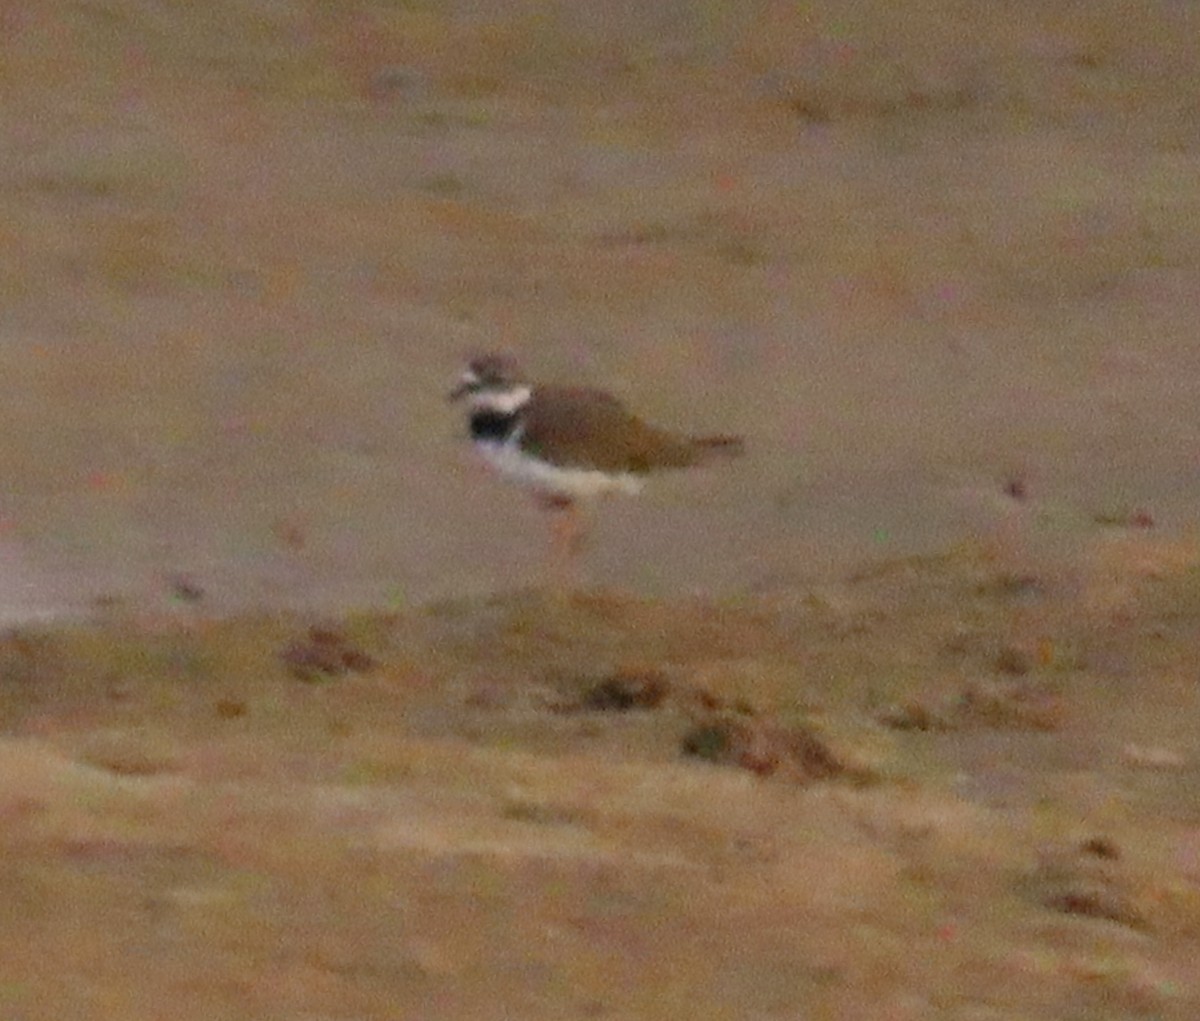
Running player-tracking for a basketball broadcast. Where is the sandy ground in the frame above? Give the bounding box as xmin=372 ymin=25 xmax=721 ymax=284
xmin=5 ymin=541 xmax=1200 ymax=1019
xmin=1 ymin=0 xmax=1199 ymax=614
xmin=1 ymin=1 xmax=1199 ymax=1017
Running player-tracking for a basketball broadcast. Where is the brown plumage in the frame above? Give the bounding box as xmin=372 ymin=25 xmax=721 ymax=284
xmin=518 ymin=386 xmax=744 ymax=474
xmin=450 ymin=351 xmax=745 ymax=494
xmin=450 ymin=352 xmax=744 ymax=581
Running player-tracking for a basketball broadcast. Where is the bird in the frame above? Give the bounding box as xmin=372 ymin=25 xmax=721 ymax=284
xmin=448 ymin=352 xmax=743 ymax=578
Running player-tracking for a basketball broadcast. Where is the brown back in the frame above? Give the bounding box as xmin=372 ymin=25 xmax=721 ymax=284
xmin=521 ymin=386 xmax=740 ymax=473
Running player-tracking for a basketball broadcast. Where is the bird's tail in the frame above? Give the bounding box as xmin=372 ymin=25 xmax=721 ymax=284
xmin=690 ymin=434 xmax=745 ymax=460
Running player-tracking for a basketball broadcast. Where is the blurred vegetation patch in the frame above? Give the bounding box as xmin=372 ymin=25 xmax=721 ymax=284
xmin=0 ymin=630 xmax=63 ymax=689
xmin=680 ymin=714 xmax=855 ymax=782
xmin=279 ymin=624 xmax=379 ymax=684
xmin=418 ymin=173 xmax=465 ymax=197
xmin=1018 ymin=838 xmax=1147 ymax=931
xmin=879 ymin=676 xmax=1066 ymax=733
xmin=1093 ymin=506 xmax=1156 ymax=530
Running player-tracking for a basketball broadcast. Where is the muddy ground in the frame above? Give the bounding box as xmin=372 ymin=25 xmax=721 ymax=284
xmin=0 ymin=1 xmax=1199 ymax=1018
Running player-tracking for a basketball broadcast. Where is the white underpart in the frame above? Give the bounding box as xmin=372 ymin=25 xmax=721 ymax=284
xmin=469 ymin=386 xmax=532 ymax=415
xmin=468 ymin=384 xmax=642 ymax=499
xmin=476 ymin=429 xmax=643 ymax=501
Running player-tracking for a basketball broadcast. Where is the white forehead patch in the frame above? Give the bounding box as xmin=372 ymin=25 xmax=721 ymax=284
xmin=470 ymin=385 xmax=532 ymax=415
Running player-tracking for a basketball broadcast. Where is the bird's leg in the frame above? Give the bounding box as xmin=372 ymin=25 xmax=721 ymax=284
xmin=550 ymin=500 xmax=586 ymax=557
xmin=536 ymin=494 xmax=587 ymax=590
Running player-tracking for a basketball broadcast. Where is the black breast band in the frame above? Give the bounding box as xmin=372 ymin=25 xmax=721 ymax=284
xmin=470 ymin=410 xmax=519 ymax=442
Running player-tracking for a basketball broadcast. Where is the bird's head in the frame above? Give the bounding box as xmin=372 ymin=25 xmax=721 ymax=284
xmin=448 ymin=352 xmax=531 ymax=411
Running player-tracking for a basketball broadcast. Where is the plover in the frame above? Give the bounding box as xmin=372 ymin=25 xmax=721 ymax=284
xmin=449 ymin=352 xmax=743 ymax=570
